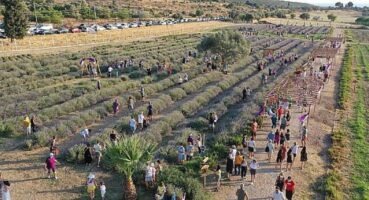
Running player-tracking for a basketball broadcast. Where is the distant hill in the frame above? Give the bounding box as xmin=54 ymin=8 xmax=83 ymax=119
xmin=237 ymin=0 xmax=317 ymax=9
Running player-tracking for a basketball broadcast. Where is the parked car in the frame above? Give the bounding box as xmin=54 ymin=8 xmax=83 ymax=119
xmin=34 ymin=29 xmax=55 ymax=35
xmin=55 ymin=27 xmax=69 ymax=34
xmin=104 ymin=24 xmax=118 ymax=30
xmin=160 ymin=21 xmax=167 ymax=25
xmin=0 ymin=32 xmax=6 ymax=39
xmin=91 ymin=25 xmax=106 ymax=31
xmin=121 ymin=23 xmax=130 ymax=29
xmin=129 ymin=23 xmax=138 ymax=28
xmin=70 ymin=28 xmax=82 ymax=33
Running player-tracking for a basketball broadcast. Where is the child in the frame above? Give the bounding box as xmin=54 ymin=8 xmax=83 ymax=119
xmin=100 ymin=181 xmax=106 ymax=200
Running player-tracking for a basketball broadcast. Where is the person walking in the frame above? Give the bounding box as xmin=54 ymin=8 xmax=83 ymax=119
xmin=280 ymin=115 xmax=287 ymax=131
xmin=177 ymin=144 xmax=186 ymax=164
xmin=234 ymin=152 xmax=243 ymax=176
xmin=50 ymin=136 xmax=57 ymax=153
xmin=284 ymin=176 xmax=295 ymax=200
xmin=271 ymin=114 xmax=278 ymax=129
xmin=80 ymin=128 xmax=91 ymax=142
xmin=93 ymin=142 xmax=103 ymax=168
xmin=185 ymin=142 xmax=194 ymax=161
xmin=216 ymin=164 xmax=221 ymax=191
xmin=300 ymin=146 xmax=308 ymax=169
xmin=248 ymin=137 xmax=256 ymax=159
xmin=251 ymin=119 xmax=258 ymax=139
xmin=236 ymin=184 xmax=249 ymax=200
xmin=267 ymin=130 xmax=275 ymax=142
xmin=128 ymin=96 xmax=135 ymax=111
xmin=242 ymin=88 xmax=247 ymax=101
xmin=226 ymin=151 xmax=234 ymax=179
xmin=272 ymin=186 xmax=286 ymax=200
xmin=84 ymin=143 xmax=93 ymax=167
xmin=147 ymin=102 xmax=153 ymax=122
xmin=266 ymin=139 xmax=274 ymax=162
xmin=100 ymin=181 xmax=106 ymax=200
xmin=140 ymin=86 xmax=145 ymax=100
xmin=277 ymin=106 xmax=284 ymax=121
xmin=1 ymin=181 xmax=11 ymax=200
xmin=138 ymin=112 xmax=145 ymax=130
xmin=291 ymin=142 xmax=299 ymax=165
xmin=286 ymin=148 xmax=293 ymax=171
xmin=274 ymin=129 xmax=280 ymax=149
xmin=275 ymin=172 xmax=285 ymax=191
xmin=145 ymin=163 xmax=154 ymax=189
xmin=129 ymin=116 xmax=137 ymax=133
xmin=301 ymin=125 xmax=308 ymax=146
xmin=23 ymin=116 xmax=31 ymax=135
xmin=44 ymin=153 xmax=58 ymax=179
xmin=112 ymin=99 xmax=120 ymax=115
xmin=280 ymin=132 xmax=286 ymax=147
xmin=30 ymin=115 xmax=37 ymax=133
xmin=87 ymin=174 xmax=97 ymax=200
xmin=285 ymin=129 xmax=291 ymax=144
xmin=249 ymin=159 xmax=259 ymax=184
xmin=240 ymin=159 xmax=247 ymax=180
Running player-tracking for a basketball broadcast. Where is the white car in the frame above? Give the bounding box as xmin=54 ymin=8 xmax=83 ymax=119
xmin=160 ymin=21 xmax=167 ymax=25
xmin=104 ymin=24 xmax=118 ymax=30
xmin=129 ymin=23 xmax=138 ymax=28
xmin=92 ymin=25 xmax=106 ymax=31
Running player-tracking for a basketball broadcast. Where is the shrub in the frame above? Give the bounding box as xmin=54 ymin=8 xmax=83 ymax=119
xmin=66 ymin=144 xmax=87 ymax=163
xmin=0 ymin=123 xmax=15 ymax=138
xmin=157 ymin=167 xmax=210 ymax=200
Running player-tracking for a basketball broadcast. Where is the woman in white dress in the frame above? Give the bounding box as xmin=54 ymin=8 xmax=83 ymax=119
xmin=2 ymin=181 xmax=11 ymax=200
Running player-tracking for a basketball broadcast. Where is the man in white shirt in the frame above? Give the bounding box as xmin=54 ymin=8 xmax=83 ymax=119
xmin=138 ymin=112 xmax=145 ymax=130
xmin=108 ymin=66 xmax=113 ymax=77
xmin=272 ymin=187 xmax=286 ymax=200
xmin=80 ymin=128 xmax=90 ymax=141
xmin=93 ymin=142 xmax=103 ymax=167
xmin=291 ymin=142 xmax=299 ymax=164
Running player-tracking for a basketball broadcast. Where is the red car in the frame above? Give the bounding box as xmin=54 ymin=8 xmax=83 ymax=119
xmin=70 ymin=28 xmax=81 ymax=33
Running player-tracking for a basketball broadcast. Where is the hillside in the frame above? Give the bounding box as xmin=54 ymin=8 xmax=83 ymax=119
xmin=241 ymin=0 xmax=317 ymax=9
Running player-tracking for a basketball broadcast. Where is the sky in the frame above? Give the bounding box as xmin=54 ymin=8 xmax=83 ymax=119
xmin=286 ymin=0 xmax=369 ymax=7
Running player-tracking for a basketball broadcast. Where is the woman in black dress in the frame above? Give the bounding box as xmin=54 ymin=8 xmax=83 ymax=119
xmin=300 ymin=146 xmax=308 ymax=169
xmin=275 ymin=147 xmax=283 ymax=171
xmin=147 ymin=102 xmax=153 ymax=121
xmin=286 ymin=148 xmax=293 ymax=171
xmin=226 ymin=154 xmax=233 ymax=179
xmin=84 ymin=143 xmax=93 ymax=166
xmin=275 ymin=172 xmax=285 ymax=191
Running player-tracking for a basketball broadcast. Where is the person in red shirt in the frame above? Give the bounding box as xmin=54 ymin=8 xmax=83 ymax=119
xmin=284 ymin=176 xmax=295 ymax=200
xmin=277 ymin=106 xmax=284 ymax=121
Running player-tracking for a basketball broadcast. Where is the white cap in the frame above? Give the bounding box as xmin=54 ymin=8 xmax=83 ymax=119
xmin=50 ymin=153 xmax=54 ymax=157
xmin=88 ymin=174 xmax=95 ymax=179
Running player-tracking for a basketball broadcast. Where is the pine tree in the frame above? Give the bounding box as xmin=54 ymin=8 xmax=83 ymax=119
xmin=1 ymin=0 xmax=29 ymax=42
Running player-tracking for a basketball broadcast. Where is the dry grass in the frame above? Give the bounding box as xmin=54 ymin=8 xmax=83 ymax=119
xmin=262 ymin=17 xmax=361 ymax=28
xmin=0 ymin=22 xmax=233 ymax=56
xmin=305 ymin=10 xmax=362 ymax=23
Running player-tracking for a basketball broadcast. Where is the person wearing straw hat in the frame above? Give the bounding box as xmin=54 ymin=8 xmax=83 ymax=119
xmin=44 ymin=153 xmax=58 ymax=179
xmin=86 ymin=173 xmax=97 ymax=200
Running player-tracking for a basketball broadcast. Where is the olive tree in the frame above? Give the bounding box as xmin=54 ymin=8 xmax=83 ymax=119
xmin=197 ymin=30 xmax=250 ymax=69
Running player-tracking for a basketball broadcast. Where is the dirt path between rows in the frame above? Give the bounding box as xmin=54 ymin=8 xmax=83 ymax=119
xmin=210 ymin=29 xmax=345 ymax=200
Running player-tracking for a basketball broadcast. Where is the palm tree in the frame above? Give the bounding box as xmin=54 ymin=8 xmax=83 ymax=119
xmin=104 ymin=135 xmax=156 ymax=200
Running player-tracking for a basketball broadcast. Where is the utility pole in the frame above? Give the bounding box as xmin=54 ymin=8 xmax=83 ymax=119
xmin=33 ymin=2 xmax=38 ymax=25
xmin=94 ymin=6 xmax=97 ymax=20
